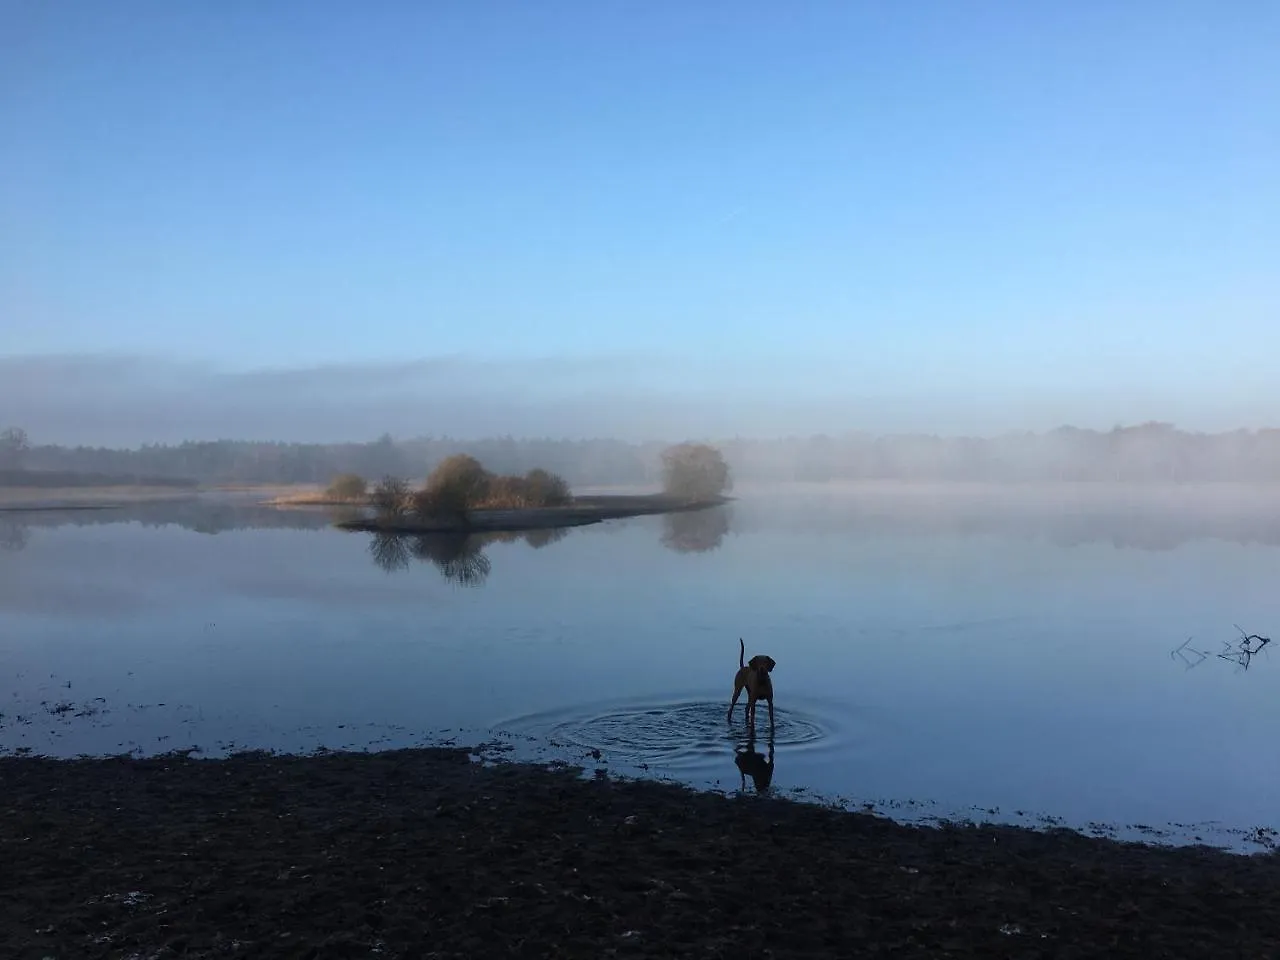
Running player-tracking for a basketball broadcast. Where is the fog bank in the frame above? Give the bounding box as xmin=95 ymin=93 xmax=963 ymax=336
xmin=3 ymin=353 xmax=1277 ymax=447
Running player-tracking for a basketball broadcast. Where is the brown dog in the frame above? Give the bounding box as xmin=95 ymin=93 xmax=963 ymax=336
xmin=726 ymin=637 xmax=776 ymax=730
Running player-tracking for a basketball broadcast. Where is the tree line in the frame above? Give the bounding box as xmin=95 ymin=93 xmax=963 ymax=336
xmin=0 ymin=431 xmax=655 ymax=486
xmin=5 ymin=422 xmax=1280 ymax=485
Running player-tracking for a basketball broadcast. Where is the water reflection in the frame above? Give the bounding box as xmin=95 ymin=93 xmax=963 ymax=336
xmin=364 ymin=506 xmax=727 ymax=584
xmin=367 ymin=529 xmax=566 ymax=586
xmin=524 ymin=527 xmax=571 ymax=550
xmin=661 ymin=505 xmax=731 ymax=554
xmin=0 ymin=494 xmax=708 ymax=583
xmin=367 ymin=531 xmax=411 ymax=572
xmin=0 ymin=498 xmax=343 ymax=541
xmin=409 ymin=533 xmax=492 ymax=587
xmin=0 ymin=516 xmax=29 ymax=551
xmin=733 ymin=732 xmax=776 ymax=794
xmin=10 ymin=486 xmax=1280 ymax=555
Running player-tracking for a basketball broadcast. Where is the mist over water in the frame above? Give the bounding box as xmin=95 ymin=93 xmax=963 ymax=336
xmin=2 ymin=486 xmax=1277 ymax=850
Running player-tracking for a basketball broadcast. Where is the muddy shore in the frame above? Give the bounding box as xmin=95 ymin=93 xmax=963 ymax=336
xmin=3 ymin=747 xmax=1277 ymax=959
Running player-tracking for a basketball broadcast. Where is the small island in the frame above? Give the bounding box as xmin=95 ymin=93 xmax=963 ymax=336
xmin=321 ymin=442 xmax=733 ymax=534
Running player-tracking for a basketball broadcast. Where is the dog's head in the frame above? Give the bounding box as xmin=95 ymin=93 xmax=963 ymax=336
xmin=747 ymin=654 xmax=776 ymax=676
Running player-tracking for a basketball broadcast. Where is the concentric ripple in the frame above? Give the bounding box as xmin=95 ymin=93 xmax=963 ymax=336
xmin=496 ymin=695 xmax=847 ymax=772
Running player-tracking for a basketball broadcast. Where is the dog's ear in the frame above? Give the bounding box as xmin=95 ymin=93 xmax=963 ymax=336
xmin=764 ymin=656 xmax=776 ymax=672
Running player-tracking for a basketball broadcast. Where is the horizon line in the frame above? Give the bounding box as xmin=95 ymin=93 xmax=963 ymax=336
xmin=14 ymin=420 xmax=1280 ymax=452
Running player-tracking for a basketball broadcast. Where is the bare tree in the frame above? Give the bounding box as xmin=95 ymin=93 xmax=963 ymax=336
xmin=372 ymin=475 xmax=411 ymax=518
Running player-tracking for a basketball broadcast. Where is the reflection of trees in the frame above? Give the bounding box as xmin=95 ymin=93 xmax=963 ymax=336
xmin=410 ymin=533 xmax=492 ymax=587
xmin=524 ymin=526 xmax=569 ymax=550
xmin=369 ymin=532 xmax=412 ymax=572
xmin=0 ymin=517 xmax=29 ymax=551
xmin=661 ymin=505 xmax=730 ymax=554
xmin=365 ymin=526 xmax=574 ymax=585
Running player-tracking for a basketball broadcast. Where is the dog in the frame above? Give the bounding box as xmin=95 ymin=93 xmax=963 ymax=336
xmin=726 ymin=637 xmax=776 ymax=730
xmin=734 ymin=736 xmax=775 ymax=794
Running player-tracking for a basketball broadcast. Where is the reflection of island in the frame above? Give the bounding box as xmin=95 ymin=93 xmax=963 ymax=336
xmin=733 ymin=732 xmax=775 ymax=794
xmin=661 ymin=505 xmax=731 ymax=554
xmin=367 ymin=527 xmax=572 ymax=586
xmin=0 ymin=498 xmax=354 ymax=543
xmin=10 ymin=487 xmax=1280 ymax=553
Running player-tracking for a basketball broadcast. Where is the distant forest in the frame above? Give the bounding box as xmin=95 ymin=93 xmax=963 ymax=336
xmin=5 ymin=422 xmax=1280 ymax=485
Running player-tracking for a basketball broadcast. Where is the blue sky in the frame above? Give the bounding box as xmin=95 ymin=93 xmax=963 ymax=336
xmin=2 ymin=2 xmax=1278 ymax=442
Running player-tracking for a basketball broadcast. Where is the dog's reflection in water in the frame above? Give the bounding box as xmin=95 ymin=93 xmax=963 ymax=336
xmin=733 ymin=734 xmax=776 ymax=795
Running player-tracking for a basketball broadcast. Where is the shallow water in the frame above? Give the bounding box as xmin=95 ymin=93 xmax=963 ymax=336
xmin=498 ymin=696 xmax=841 ymax=769
xmin=2 ymin=484 xmax=1278 ymax=850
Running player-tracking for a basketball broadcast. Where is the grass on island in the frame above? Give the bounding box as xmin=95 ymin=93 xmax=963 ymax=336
xmin=261 ymin=490 xmax=374 ymax=507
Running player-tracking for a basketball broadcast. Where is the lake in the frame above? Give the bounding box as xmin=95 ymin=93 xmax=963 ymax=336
xmin=2 ymin=483 xmax=1278 ymax=851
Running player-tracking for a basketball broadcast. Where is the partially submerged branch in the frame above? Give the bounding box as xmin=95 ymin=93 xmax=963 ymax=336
xmin=1172 ymin=625 xmax=1272 ymax=672
xmin=1218 ymin=625 xmax=1272 ymax=670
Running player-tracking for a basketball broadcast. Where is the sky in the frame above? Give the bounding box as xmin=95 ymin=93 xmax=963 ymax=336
xmin=2 ymin=2 xmax=1278 ymax=444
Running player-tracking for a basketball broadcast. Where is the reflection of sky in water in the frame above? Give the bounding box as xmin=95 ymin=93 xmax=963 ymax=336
xmin=1 ymin=487 xmax=1279 ymax=847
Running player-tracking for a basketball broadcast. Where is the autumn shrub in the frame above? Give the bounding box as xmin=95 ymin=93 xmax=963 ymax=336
xmin=325 ymin=473 xmax=368 ymax=500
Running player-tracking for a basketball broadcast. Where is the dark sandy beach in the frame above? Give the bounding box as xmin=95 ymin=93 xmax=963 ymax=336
xmin=3 ymin=746 xmax=1278 ymax=959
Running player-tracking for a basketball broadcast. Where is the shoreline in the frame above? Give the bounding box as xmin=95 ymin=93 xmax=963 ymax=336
xmin=3 ymin=745 xmax=1277 ymax=957
xmin=334 ymin=493 xmax=733 ymax=534
xmin=0 ymin=485 xmax=201 ymax=512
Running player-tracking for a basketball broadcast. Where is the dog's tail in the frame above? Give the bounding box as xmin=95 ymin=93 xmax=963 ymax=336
xmin=739 ymin=637 xmax=745 ymax=669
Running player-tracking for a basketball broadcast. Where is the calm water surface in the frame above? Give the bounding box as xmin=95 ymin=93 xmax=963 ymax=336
xmin=2 ymin=484 xmax=1277 ymax=849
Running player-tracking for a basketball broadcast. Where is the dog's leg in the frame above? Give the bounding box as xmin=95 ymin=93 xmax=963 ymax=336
xmin=727 ymin=682 xmax=743 ymax=722
xmin=766 ymin=695 xmax=775 ymax=732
